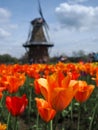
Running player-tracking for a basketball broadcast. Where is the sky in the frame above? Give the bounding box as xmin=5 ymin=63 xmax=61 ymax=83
xmin=0 ymin=0 xmax=98 ymax=58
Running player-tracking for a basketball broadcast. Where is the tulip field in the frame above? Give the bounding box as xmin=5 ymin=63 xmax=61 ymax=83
xmin=0 ymin=61 xmax=98 ymax=130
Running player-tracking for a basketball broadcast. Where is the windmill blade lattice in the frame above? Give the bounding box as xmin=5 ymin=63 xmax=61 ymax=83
xmin=38 ymin=0 xmax=49 ymax=30
xmin=44 ymin=24 xmax=50 ymax=41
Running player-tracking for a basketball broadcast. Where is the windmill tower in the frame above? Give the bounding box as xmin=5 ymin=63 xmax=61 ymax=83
xmin=23 ymin=0 xmax=54 ymax=63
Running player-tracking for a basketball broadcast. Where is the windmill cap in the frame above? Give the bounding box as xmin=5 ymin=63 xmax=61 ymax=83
xmin=31 ymin=18 xmax=44 ymax=25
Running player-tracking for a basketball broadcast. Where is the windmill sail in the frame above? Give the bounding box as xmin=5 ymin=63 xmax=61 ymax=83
xmin=38 ymin=0 xmax=50 ymax=39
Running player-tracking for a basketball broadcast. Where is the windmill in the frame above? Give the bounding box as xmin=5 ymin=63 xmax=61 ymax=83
xmin=23 ymin=0 xmax=54 ymax=63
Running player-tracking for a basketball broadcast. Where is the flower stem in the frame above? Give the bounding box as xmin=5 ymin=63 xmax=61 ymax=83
xmin=13 ymin=117 xmax=18 ymax=130
xmin=70 ymin=101 xmax=73 ymax=121
xmin=28 ymin=87 xmax=32 ymax=123
xmin=77 ymin=103 xmax=81 ymax=130
xmin=50 ymin=120 xmax=53 ymax=130
xmin=7 ymin=113 xmax=11 ymax=130
xmin=36 ymin=113 xmax=39 ymax=130
xmin=89 ymin=103 xmax=97 ymax=130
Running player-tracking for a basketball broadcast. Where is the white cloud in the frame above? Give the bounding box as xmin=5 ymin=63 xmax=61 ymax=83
xmin=0 ymin=7 xmax=21 ymax=57
xmin=0 ymin=8 xmax=11 ymax=23
xmin=0 ymin=28 xmax=11 ymax=38
xmin=55 ymin=3 xmax=98 ymax=30
xmin=68 ymin=0 xmax=88 ymax=4
xmin=8 ymin=24 xmax=18 ymax=29
xmin=49 ymin=20 xmax=98 ymax=57
xmin=0 ymin=8 xmax=18 ymax=39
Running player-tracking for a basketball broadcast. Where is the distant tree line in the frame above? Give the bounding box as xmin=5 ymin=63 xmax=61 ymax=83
xmin=0 ymin=50 xmax=98 ymax=64
xmin=0 ymin=54 xmax=19 ymax=64
xmin=50 ymin=50 xmax=98 ymax=63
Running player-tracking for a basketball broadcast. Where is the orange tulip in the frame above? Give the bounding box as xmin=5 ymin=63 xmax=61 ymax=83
xmin=25 ymin=64 xmax=40 ymax=79
xmin=2 ymin=73 xmax=26 ymax=93
xmin=0 ymin=92 xmax=3 ymax=99
xmin=95 ymin=71 xmax=98 ymax=86
xmin=0 ymin=122 xmax=7 ymax=130
xmin=34 ymin=79 xmax=42 ymax=94
xmin=74 ymin=81 xmax=95 ymax=103
xmin=0 ymin=86 xmax=6 ymax=99
xmin=35 ymin=98 xmax=56 ymax=122
xmin=34 ymin=71 xmax=79 ymax=112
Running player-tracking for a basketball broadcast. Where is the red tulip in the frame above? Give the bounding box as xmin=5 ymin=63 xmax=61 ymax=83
xmin=6 ymin=94 xmax=28 ymax=116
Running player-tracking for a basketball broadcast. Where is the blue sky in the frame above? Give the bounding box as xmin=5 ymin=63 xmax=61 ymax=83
xmin=0 ymin=0 xmax=98 ymax=58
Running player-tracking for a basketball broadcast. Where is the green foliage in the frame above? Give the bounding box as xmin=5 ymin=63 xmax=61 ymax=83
xmin=0 ymin=54 xmax=19 ymax=64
